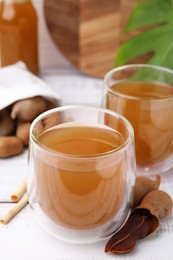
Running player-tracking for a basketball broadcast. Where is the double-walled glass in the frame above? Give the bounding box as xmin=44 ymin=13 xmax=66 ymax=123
xmin=104 ymin=64 xmax=173 ymax=175
xmin=28 ymin=106 xmax=136 ymax=244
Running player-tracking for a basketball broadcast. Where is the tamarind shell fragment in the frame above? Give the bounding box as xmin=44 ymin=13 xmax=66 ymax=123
xmin=133 ymin=175 xmax=160 ymax=208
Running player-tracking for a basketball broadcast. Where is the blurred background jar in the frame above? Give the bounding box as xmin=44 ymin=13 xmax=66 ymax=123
xmin=0 ymin=0 xmax=39 ymax=74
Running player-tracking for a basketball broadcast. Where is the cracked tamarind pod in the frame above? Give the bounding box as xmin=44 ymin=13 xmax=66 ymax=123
xmin=105 ymin=190 xmax=172 ymax=255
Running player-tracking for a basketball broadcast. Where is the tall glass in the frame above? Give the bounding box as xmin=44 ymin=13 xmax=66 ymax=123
xmin=27 ymin=106 xmax=135 ymax=244
xmin=104 ymin=64 xmax=173 ymax=175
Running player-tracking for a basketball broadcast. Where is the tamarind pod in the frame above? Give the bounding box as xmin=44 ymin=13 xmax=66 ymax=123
xmin=136 ymin=190 xmax=173 ymax=220
xmin=105 ymin=190 xmax=172 ymax=255
xmin=0 ymin=109 xmax=15 ymax=136
xmin=44 ymin=99 xmax=57 ymax=110
xmin=38 ymin=112 xmax=62 ymax=132
xmin=16 ymin=120 xmax=31 ymax=146
xmin=0 ymin=136 xmax=23 ymax=158
xmin=133 ymin=175 xmax=160 ymax=208
xmin=11 ymin=96 xmax=47 ymax=121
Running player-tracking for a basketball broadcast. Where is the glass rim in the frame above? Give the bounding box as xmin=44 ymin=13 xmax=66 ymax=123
xmin=104 ymin=64 xmax=173 ymax=101
xmin=30 ymin=105 xmax=134 ymax=159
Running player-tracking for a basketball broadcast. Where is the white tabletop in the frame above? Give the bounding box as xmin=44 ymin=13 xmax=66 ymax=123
xmin=0 ymin=67 xmax=173 ymax=260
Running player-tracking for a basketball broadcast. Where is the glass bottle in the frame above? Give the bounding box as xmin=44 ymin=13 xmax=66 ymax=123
xmin=0 ymin=0 xmax=39 ymax=74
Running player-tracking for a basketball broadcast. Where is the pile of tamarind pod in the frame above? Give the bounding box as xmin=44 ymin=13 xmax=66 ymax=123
xmin=105 ymin=175 xmax=173 ymax=254
xmin=0 ymin=96 xmax=56 ymax=158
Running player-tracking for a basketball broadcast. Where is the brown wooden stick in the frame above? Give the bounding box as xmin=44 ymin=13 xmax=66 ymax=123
xmin=10 ymin=177 xmax=27 ymax=202
xmin=0 ymin=194 xmax=28 ymax=224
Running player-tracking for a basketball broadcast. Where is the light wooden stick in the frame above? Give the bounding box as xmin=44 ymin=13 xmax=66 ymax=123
xmin=0 ymin=194 xmax=28 ymax=224
xmin=10 ymin=177 xmax=27 ymax=202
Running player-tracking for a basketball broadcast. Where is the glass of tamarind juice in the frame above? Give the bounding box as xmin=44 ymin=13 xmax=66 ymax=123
xmin=104 ymin=64 xmax=173 ymax=175
xmin=27 ymin=106 xmax=135 ymax=243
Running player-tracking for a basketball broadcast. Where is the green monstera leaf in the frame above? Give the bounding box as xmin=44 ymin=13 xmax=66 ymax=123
xmin=115 ymin=0 xmax=173 ymax=69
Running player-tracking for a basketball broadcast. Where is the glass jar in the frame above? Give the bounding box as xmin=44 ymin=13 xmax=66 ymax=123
xmin=0 ymin=0 xmax=39 ymax=74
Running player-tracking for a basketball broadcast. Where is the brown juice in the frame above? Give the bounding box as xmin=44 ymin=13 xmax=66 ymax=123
xmin=35 ymin=124 xmax=127 ymax=229
xmin=106 ymin=81 xmax=173 ymax=166
xmin=0 ymin=0 xmax=38 ymax=74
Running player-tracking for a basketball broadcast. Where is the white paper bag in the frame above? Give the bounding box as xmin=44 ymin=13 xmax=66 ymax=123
xmin=0 ymin=62 xmax=60 ymax=110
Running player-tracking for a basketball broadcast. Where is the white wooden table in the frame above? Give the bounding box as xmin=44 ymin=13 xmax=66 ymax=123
xmin=0 ymin=67 xmax=173 ymax=260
